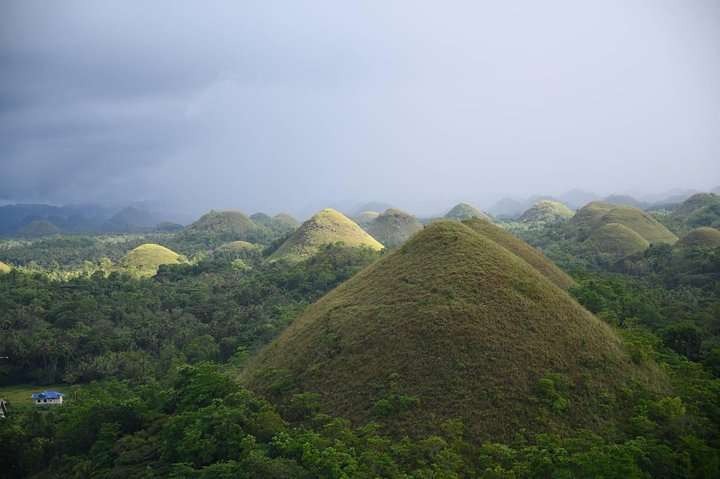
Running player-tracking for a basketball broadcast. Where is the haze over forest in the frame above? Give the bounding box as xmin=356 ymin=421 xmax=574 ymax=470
xmin=1 ymin=1 xmax=719 ymax=217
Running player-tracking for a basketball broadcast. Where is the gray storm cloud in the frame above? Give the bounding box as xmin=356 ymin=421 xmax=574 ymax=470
xmin=1 ymin=0 xmax=719 ymax=216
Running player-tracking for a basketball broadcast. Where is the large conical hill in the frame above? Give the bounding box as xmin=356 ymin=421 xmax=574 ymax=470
xmin=366 ymin=208 xmax=423 ymax=248
xmin=269 ymin=209 xmax=382 ymax=263
xmin=676 ymin=227 xmax=720 ymax=250
xmin=463 ymin=218 xmax=574 ymax=289
xmin=119 ymin=244 xmax=185 ymax=276
xmin=583 ymin=223 xmax=650 ymax=259
xmin=242 ymin=221 xmax=664 ymax=443
xmin=571 ymin=201 xmax=616 ymax=228
xmin=444 ymin=203 xmax=492 ymax=222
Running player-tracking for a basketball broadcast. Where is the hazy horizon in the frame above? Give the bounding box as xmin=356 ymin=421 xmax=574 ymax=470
xmin=2 ymin=1 xmax=719 ymax=217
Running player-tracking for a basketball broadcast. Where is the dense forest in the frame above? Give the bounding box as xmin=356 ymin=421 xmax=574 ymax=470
xmin=1 ymin=198 xmax=719 ymax=478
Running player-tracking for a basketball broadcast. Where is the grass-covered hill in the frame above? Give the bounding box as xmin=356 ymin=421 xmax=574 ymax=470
xmin=519 ymin=200 xmax=574 ymax=224
xmin=251 ymin=212 xmax=300 ymax=236
xmin=354 ymin=211 xmax=380 ymax=228
xmin=366 ymin=208 xmax=424 ymax=248
xmin=443 ymin=203 xmax=492 ymax=222
xmin=269 ymin=209 xmax=383 ymax=263
xmin=463 ymin=218 xmax=574 ymax=289
xmin=676 ymin=227 xmax=720 ymax=250
xmin=16 ymin=219 xmax=62 ymax=237
xmin=573 ymin=201 xmax=677 ymax=244
xmin=583 ymin=223 xmax=650 ymax=259
xmin=0 ymin=260 xmax=11 ymax=274
xmin=242 ymin=221 xmax=663 ymax=443
xmin=118 ymin=243 xmax=185 ymax=276
xmin=667 ymin=193 xmax=720 ymax=232
xmin=173 ymin=210 xmax=266 ymax=251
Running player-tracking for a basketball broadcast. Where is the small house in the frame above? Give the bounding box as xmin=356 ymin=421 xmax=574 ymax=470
xmin=31 ymin=391 xmax=64 ymax=405
xmin=0 ymin=398 xmax=7 ymax=418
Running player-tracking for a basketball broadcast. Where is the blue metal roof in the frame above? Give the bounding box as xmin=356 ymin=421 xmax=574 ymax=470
xmin=31 ymin=391 xmax=64 ymax=399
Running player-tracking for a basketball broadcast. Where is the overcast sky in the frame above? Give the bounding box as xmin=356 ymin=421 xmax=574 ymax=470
xmin=1 ymin=0 xmax=719 ymax=216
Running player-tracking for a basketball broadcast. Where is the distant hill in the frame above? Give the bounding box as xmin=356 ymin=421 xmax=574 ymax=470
xmin=604 ymin=195 xmax=648 ymax=209
xmin=676 ymin=227 xmax=720 ymax=250
xmin=557 ymin=189 xmax=601 ymax=209
xmin=250 ymin=212 xmax=299 ymax=236
xmin=572 ymin=201 xmax=677 ymax=245
xmin=101 ymin=206 xmax=163 ymax=231
xmin=16 ymin=219 xmax=62 ymax=237
xmin=519 ymin=200 xmax=574 ymax=224
xmin=242 ymin=221 xmax=663 ymax=443
xmin=0 ymin=261 xmax=11 ymax=274
xmin=443 ymin=203 xmax=492 ymax=222
xmin=269 ymin=209 xmax=383 ymax=263
xmin=175 ymin=210 xmax=264 ymax=250
xmin=352 ymin=201 xmax=394 ymax=216
xmin=463 ymin=218 xmax=574 ymax=289
xmin=354 ymin=211 xmax=380 ymax=229
xmin=583 ymin=223 xmax=650 ymax=259
xmin=668 ymin=193 xmax=720 ymax=230
xmin=119 ymin=244 xmax=185 ymax=276
xmin=488 ymin=197 xmax=529 ymax=218
xmin=366 ymin=208 xmax=424 ymax=248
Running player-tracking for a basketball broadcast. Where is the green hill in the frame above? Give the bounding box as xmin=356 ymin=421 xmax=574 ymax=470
xmin=354 ymin=211 xmax=380 ymax=228
xmin=463 ymin=218 xmax=574 ymax=289
xmin=583 ymin=223 xmax=650 ymax=259
xmin=17 ymin=219 xmax=62 ymax=237
xmin=119 ymin=244 xmax=185 ymax=276
xmin=216 ymin=240 xmax=259 ymax=252
xmin=676 ymin=227 xmax=720 ymax=249
xmin=674 ymin=193 xmax=720 ymax=217
xmin=594 ymin=206 xmax=677 ymax=244
xmin=366 ymin=208 xmax=423 ymax=248
xmin=573 ymin=202 xmax=677 ymax=244
xmin=243 ymin=221 xmax=663 ymax=443
xmin=0 ymin=261 xmax=11 ymax=274
xmin=444 ymin=203 xmax=492 ymax=222
xmin=251 ymin=212 xmax=300 ymax=236
xmin=519 ymin=200 xmax=574 ymax=224
xmin=175 ymin=210 xmax=263 ymax=249
xmin=571 ymin=201 xmax=616 ymax=228
xmin=269 ymin=209 xmax=383 ymax=263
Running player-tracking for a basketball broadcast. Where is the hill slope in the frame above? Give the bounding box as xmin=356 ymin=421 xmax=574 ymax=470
xmin=175 ymin=210 xmax=262 ymax=249
xmin=463 ymin=218 xmax=574 ymax=289
xmin=366 ymin=208 xmax=423 ymax=248
xmin=119 ymin=244 xmax=184 ymax=276
xmin=519 ymin=200 xmax=574 ymax=224
xmin=17 ymin=219 xmax=62 ymax=237
xmin=354 ymin=211 xmax=380 ymax=228
xmin=0 ymin=261 xmax=11 ymax=274
xmin=676 ymin=227 xmax=720 ymax=249
xmin=583 ymin=223 xmax=650 ymax=259
xmin=243 ymin=221 xmax=662 ymax=443
xmin=573 ymin=201 xmax=677 ymax=244
xmin=269 ymin=209 xmax=383 ymax=262
xmin=444 ymin=203 xmax=492 ymax=222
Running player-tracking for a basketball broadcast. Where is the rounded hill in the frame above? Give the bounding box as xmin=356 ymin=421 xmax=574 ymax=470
xmin=463 ymin=218 xmax=574 ymax=289
xmin=119 ymin=244 xmax=185 ymax=276
xmin=176 ymin=210 xmax=261 ymax=248
xmin=571 ymin=201 xmax=616 ymax=228
xmin=17 ymin=219 xmax=62 ymax=237
xmin=676 ymin=227 xmax=720 ymax=250
xmin=583 ymin=223 xmax=650 ymax=259
xmin=573 ymin=202 xmax=677 ymax=244
xmin=444 ymin=203 xmax=492 ymax=222
xmin=674 ymin=193 xmax=720 ymax=216
xmin=519 ymin=200 xmax=574 ymax=224
xmin=269 ymin=209 xmax=383 ymax=263
xmin=354 ymin=211 xmax=380 ymax=228
xmin=242 ymin=221 xmax=663 ymax=443
xmin=366 ymin=208 xmax=423 ymax=248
